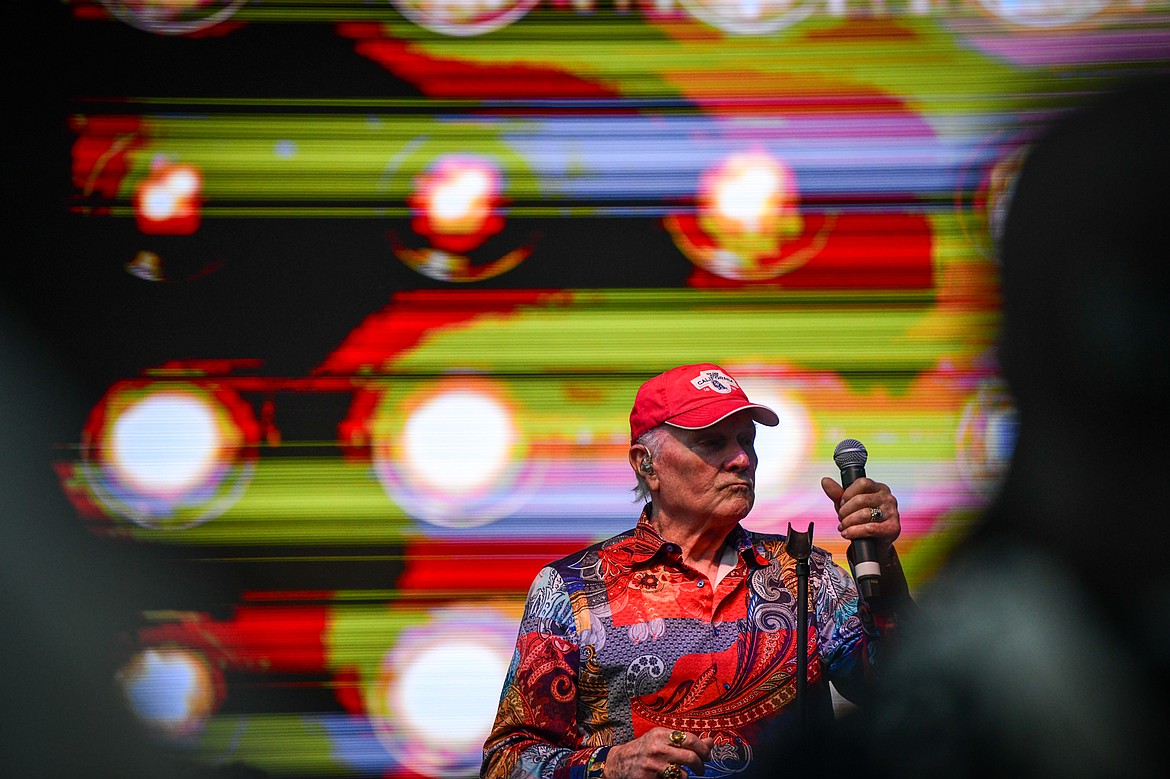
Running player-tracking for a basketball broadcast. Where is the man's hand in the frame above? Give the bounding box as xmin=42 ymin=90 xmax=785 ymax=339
xmin=603 ymin=727 xmax=714 ymax=779
xmin=821 ymin=476 xmax=901 ymax=559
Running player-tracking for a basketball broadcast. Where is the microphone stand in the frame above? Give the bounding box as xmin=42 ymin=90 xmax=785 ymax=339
xmin=785 ymin=523 xmax=813 ymax=732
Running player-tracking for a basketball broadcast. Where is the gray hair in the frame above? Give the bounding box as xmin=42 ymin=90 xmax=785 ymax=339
xmin=631 ymin=425 xmax=673 ymax=504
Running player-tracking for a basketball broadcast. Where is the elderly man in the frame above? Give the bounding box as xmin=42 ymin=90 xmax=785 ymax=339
xmin=482 ymin=363 xmax=911 ymax=779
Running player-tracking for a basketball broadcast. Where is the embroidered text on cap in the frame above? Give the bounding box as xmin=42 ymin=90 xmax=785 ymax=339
xmin=691 ymin=369 xmax=738 ymax=394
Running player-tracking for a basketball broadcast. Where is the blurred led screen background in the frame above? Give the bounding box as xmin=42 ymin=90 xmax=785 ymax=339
xmin=3 ymin=2 xmax=1169 ymax=777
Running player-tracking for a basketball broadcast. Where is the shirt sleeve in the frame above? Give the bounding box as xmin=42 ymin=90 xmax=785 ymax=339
xmin=481 ymin=566 xmax=602 ymax=779
xmin=814 ymin=548 xmax=914 ymax=705
xmin=812 ymin=552 xmax=875 ymax=704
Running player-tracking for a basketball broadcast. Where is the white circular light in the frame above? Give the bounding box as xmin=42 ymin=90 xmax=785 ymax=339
xmin=395 ymin=641 xmax=510 ymax=745
xmin=118 ymin=647 xmax=216 ymax=736
xmin=402 ymin=389 xmax=516 ymax=495
xmin=110 ymin=391 xmax=221 ymax=495
xmin=431 ymin=168 xmax=491 ymax=222
xmin=141 ymin=186 xmax=179 ymax=221
xmin=81 ymin=382 xmax=256 ymax=529
xmin=165 ymin=167 xmax=200 ymax=196
xmin=371 ymin=606 xmax=519 ymax=776
xmin=715 ymin=165 xmax=780 ymax=232
xmin=369 ymin=380 xmax=541 ymax=527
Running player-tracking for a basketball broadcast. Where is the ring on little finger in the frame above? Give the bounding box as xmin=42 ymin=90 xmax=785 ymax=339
xmin=662 ymin=764 xmax=682 ymax=779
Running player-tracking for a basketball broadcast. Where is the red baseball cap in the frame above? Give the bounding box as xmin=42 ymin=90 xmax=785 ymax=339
xmin=629 ymin=363 xmax=779 ymax=443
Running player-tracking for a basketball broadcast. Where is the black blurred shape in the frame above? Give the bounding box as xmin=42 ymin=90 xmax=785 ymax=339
xmin=0 ymin=303 xmax=221 ymax=777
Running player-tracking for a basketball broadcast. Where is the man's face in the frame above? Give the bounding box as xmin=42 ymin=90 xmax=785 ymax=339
xmin=652 ymin=410 xmax=759 ymax=526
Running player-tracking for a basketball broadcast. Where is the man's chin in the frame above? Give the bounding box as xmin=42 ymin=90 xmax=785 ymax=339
xmin=721 ymin=494 xmax=754 ymax=521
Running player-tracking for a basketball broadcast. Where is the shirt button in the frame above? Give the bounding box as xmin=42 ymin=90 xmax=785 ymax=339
xmin=697 ymin=581 xmax=705 ymax=588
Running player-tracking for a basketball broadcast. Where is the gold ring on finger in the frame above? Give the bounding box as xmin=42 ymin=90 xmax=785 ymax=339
xmin=662 ymin=764 xmax=682 ymax=779
xmin=669 ymin=730 xmax=686 ymax=747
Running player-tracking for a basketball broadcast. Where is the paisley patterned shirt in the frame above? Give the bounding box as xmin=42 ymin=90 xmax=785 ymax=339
xmin=481 ymin=509 xmax=888 ymax=779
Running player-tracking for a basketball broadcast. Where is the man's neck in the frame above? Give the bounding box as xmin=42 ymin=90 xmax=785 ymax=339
xmin=649 ymin=507 xmax=738 ymax=576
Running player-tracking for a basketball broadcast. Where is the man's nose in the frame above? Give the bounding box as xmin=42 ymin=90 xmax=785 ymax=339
xmin=726 ymin=447 xmax=752 ymax=471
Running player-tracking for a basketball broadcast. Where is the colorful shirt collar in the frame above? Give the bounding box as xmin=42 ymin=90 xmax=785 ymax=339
xmin=631 ymin=504 xmax=772 ymax=569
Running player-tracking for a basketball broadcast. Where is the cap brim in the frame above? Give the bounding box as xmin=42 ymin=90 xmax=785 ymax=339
xmin=665 ymin=401 xmax=779 ymax=431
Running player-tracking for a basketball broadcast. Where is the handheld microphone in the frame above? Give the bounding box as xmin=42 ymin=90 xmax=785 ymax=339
xmin=833 ymin=439 xmax=881 ymax=601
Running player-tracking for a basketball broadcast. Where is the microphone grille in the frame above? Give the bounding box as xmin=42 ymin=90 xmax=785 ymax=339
xmin=833 ymin=439 xmax=868 ymax=470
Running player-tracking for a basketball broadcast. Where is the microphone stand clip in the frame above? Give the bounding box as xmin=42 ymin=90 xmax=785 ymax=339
xmin=784 ymin=522 xmax=813 ymax=732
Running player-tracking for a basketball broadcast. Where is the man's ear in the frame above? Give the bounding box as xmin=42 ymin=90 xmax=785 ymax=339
xmin=628 ymin=444 xmax=646 ymax=473
xmin=629 ymin=444 xmax=655 ymax=481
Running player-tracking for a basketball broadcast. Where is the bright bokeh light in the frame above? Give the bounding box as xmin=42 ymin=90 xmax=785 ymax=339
xmin=668 ymin=149 xmax=812 ymax=281
xmin=135 ymin=162 xmax=203 ymax=234
xmin=117 ymin=647 xmax=218 ymax=737
xmin=391 ymin=0 xmax=541 ymax=37
xmin=81 ymin=382 xmax=257 ymax=529
xmin=713 ymin=160 xmax=783 ymax=234
xmin=370 ymin=379 xmax=540 ymax=528
xmin=110 ymin=391 xmax=222 ymax=495
xmin=395 ymin=642 xmax=510 ymax=742
xmin=166 ymin=166 xmax=200 ymax=195
xmin=395 ymin=154 xmax=529 ymax=282
xmin=430 ymin=168 xmax=491 ymax=223
xmin=705 ymin=151 xmax=793 ymax=236
xmin=371 ymin=605 xmax=517 ymax=776
xmin=415 ymin=157 xmax=500 ymax=237
xmin=402 ymin=388 xmax=517 ymax=494
xmin=140 ymin=166 xmax=200 ymax=221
